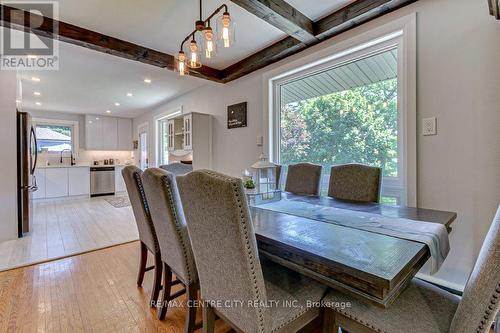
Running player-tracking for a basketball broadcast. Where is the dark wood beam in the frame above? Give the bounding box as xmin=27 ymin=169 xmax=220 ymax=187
xmin=314 ymin=0 xmax=417 ymax=40
xmin=0 ymin=5 xmax=223 ymax=82
xmin=230 ymin=0 xmax=316 ymax=43
xmin=488 ymin=0 xmax=499 ymax=19
xmin=222 ymin=0 xmax=416 ymax=82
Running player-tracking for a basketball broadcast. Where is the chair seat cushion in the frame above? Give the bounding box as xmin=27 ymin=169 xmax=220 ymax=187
xmin=260 ymin=257 xmax=328 ymax=332
xmin=323 ymin=278 xmax=460 ymax=333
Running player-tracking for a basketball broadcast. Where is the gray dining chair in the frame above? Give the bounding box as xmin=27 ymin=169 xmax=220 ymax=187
xmin=121 ymin=165 xmax=162 ymax=306
xmin=177 ymin=170 xmax=327 ymax=333
xmin=322 ymin=205 xmax=500 ymax=333
xmin=159 ymin=162 xmax=193 ymax=176
xmin=285 ymin=162 xmax=322 ymax=195
xmin=327 ymin=163 xmax=382 ymax=203
xmin=142 ymin=168 xmax=199 ymax=331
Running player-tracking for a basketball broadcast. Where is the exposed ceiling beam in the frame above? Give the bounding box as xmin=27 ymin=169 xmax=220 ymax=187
xmin=230 ymin=0 xmax=316 ymax=43
xmin=222 ymin=0 xmax=416 ymax=82
xmin=0 ymin=5 xmax=223 ymax=82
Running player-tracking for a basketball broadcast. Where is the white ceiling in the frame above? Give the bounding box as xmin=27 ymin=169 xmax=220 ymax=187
xmin=18 ymin=39 xmax=208 ymax=118
xmin=10 ymin=1 xmax=355 ymax=118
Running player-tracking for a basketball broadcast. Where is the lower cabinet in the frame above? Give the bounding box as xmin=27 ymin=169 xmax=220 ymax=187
xmin=68 ymin=167 xmax=90 ymax=196
xmin=114 ymin=165 xmax=126 ymax=193
xmin=33 ymin=169 xmax=46 ymax=199
xmin=45 ymin=168 xmax=69 ymax=198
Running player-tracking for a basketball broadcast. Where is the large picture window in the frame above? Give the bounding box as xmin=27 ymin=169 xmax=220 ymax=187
xmin=274 ymin=43 xmax=407 ymax=204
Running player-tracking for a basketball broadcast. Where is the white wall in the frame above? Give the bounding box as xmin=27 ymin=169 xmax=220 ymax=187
xmin=0 ymin=71 xmax=19 ymax=242
xmin=133 ymin=0 xmax=500 ymax=289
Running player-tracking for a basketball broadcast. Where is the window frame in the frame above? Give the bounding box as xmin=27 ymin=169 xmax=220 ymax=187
xmin=154 ymin=106 xmax=183 ymax=167
xmin=267 ymin=14 xmax=416 ymax=206
xmin=32 ymin=118 xmax=79 ymax=156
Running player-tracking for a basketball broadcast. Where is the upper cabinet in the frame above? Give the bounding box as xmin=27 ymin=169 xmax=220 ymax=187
xmin=85 ymin=115 xmax=132 ymax=151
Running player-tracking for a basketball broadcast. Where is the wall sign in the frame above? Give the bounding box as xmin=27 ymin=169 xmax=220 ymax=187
xmin=227 ymin=102 xmax=247 ymax=129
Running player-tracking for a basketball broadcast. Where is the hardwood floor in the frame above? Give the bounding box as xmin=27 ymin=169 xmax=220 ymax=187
xmin=0 ymin=241 xmax=234 ymax=333
xmin=0 ymin=196 xmax=138 ymax=272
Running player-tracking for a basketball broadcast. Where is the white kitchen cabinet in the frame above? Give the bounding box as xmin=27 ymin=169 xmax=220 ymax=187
xmin=68 ymin=167 xmax=90 ymax=196
xmin=85 ymin=115 xmax=132 ymax=151
xmin=183 ymin=114 xmax=192 ymax=150
xmin=33 ymin=168 xmax=46 ymax=199
xmin=117 ymin=118 xmax=133 ymax=150
xmin=85 ymin=115 xmax=103 ymax=150
xmin=45 ymin=168 xmax=69 ymax=198
xmin=102 ymin=117 xmax=118 ymax=150
xmin=114 ymin=165 xmax=126 ymax=193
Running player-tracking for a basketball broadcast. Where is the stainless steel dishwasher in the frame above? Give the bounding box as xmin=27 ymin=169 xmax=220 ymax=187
xmin=90 ymin=166 xmax=115 ymax=197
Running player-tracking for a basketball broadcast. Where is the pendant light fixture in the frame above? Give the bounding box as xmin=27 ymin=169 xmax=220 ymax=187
xmin=176 ymin=0 xmax=234 ymax=76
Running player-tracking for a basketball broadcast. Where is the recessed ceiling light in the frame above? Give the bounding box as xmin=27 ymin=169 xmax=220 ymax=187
xmin=126 ymin=92 xmax=133 ymax=97
xmin=33 ymin=91 xmax=41 ymax=96
xmin=35 ymin=102 xmax=41 ymax=106
xmin=31 ymin=77 xmax=41 ymax=82
xmin=144 ymin=78 xmax=152 ymax=84
xmin=106 ymin=110 xmax=111 ymax=113
xmin=16 ymin=99 xmax=20 ymax=103
xmin=27 ymin=55 xmax=37 ymax=59
xmin=114 ymin=102 xmax=120 ymax=106
xmin=95 ymin=117 xmax=100 ymax=120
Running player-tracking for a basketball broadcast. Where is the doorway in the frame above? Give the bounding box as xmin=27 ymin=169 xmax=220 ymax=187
xmin=138 ymin=123 xmax=149 ymax=170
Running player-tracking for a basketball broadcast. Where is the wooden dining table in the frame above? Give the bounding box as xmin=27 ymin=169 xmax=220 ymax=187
xmin=250 ymin=193 xmax=457 ymax=308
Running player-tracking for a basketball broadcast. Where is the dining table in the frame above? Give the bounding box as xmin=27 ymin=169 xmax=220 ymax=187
xmin=249 ymin=193 xmax=457 ymax=308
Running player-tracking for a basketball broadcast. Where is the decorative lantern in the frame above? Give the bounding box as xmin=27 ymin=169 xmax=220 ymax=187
xmin=250 ymin=153 xmax=279 ymax=201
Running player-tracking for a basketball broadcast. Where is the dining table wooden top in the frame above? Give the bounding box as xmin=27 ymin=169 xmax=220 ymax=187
xmin=250 ymin=193 xmax=457 ymax=308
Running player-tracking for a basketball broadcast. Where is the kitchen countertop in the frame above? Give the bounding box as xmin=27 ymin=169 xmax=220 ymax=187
xmin=38 ymin=164 xmax=129 ymax=169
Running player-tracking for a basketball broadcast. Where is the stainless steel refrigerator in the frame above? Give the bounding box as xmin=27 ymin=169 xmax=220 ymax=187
xmin=17 ymin=111 xmax=38 ymax=237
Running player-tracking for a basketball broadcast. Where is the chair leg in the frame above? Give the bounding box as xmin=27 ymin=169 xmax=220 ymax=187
xmin=137 ymin=242 xmax=148 ymax=286
xmin=202 ymin=303 xmax=215 ymax=333
xmin=184 ymin=283 xmax=198 ymax=333
xmin=150 ymin=253 xmax=163 ymax=307
xmin=158 ymin=263 xmax=172 ymax=320
xmin=323 ymin=308 xmax=338 ymax=333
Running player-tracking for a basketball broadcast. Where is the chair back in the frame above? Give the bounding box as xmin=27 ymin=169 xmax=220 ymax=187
xmin=122 ymin=166 xmax=159 ymax=253
xmin=159 ymin=162 xmax=193 ymax=176
xmin=177 ymin=170 xmax=270 ymax=333
xmin=142 ymin=168 xmax=197 ymax=284
xmin=328 ymin=163 xmax=382 ymax=203
xmin=284 ymin=162 xmax=322 ymax=195
xmin=449 ymin=206 xmax=500 ymax=333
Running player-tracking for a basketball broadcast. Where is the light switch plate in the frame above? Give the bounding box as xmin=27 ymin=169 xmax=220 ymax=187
xmin=422 ymin=117 xmax=437 ymax=136
xmin=256 ymin=135 xmax=263 ymax=146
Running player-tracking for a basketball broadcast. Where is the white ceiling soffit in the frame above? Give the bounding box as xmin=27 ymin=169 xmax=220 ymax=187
xmin=284 ymin=0 xmax=356 ymax=21
xmin=18 ymin=36 xmax=209 ymax=118
xmin=281 ymin=48 xmax=398 ymax=105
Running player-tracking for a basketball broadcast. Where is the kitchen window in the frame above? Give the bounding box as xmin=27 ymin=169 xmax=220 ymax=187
xmin=33 ymin=119 xmax=79 ymax=154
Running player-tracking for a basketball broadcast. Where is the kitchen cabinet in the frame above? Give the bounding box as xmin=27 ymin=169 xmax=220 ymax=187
xmin=114 ymin=165 xmax=126 ymax=193
xmin=45 ymin=168 xmax=69 ymax=198
xmin=85 ymin=115 xmax=103 ymax=150
xmin=102 ymin=117 xmax=118 ymax=150
xmin=33 ymin=168 xmax=46 ymax=199
xmin=117 ymin=118 xmax=133 ymax=150
xmin=68 ymin=167 xmax=90 ymax=196
xmin=85 ymin=115 xmax=132 ymax=151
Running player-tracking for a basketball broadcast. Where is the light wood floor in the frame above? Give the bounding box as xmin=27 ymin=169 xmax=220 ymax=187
xmin=0 ymin=196 xmax=138 ymax=272
xmin=0 ymin=241 xmax=235 ymax=333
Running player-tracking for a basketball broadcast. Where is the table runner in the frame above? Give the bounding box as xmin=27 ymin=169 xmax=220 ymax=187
xmin=254 ymin=200 xmax=450 ymax=274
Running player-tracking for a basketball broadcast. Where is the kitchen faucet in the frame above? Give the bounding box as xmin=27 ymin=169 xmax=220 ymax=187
xmin=60 ymin=149 xmax=76 ymax=166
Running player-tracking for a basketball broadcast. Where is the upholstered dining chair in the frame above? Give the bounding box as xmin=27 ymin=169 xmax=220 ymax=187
xmin=322 ymin=205 xmax=500 ymax=333
xmin=327 ymin=163 xmax=382 ymax=203
xmin=285 ymin=162 xmax=323 ymax=195
xmin=122 ymin=165 xmax=162 ymax=306
xmin=177 ymin=170 xmax=327 ymax=333
xmin=142 ymin=168 xmax=200 ymax=331
xmin=159 ymin=162 xmax=193 ymax=176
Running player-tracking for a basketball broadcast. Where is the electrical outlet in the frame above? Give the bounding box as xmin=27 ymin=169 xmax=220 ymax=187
xmin=422 ymin=117 xmax=437 ymax=136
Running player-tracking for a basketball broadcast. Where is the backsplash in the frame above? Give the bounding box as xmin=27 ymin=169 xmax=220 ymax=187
xmin=39 ymin=149 xmax=134 ymax=167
